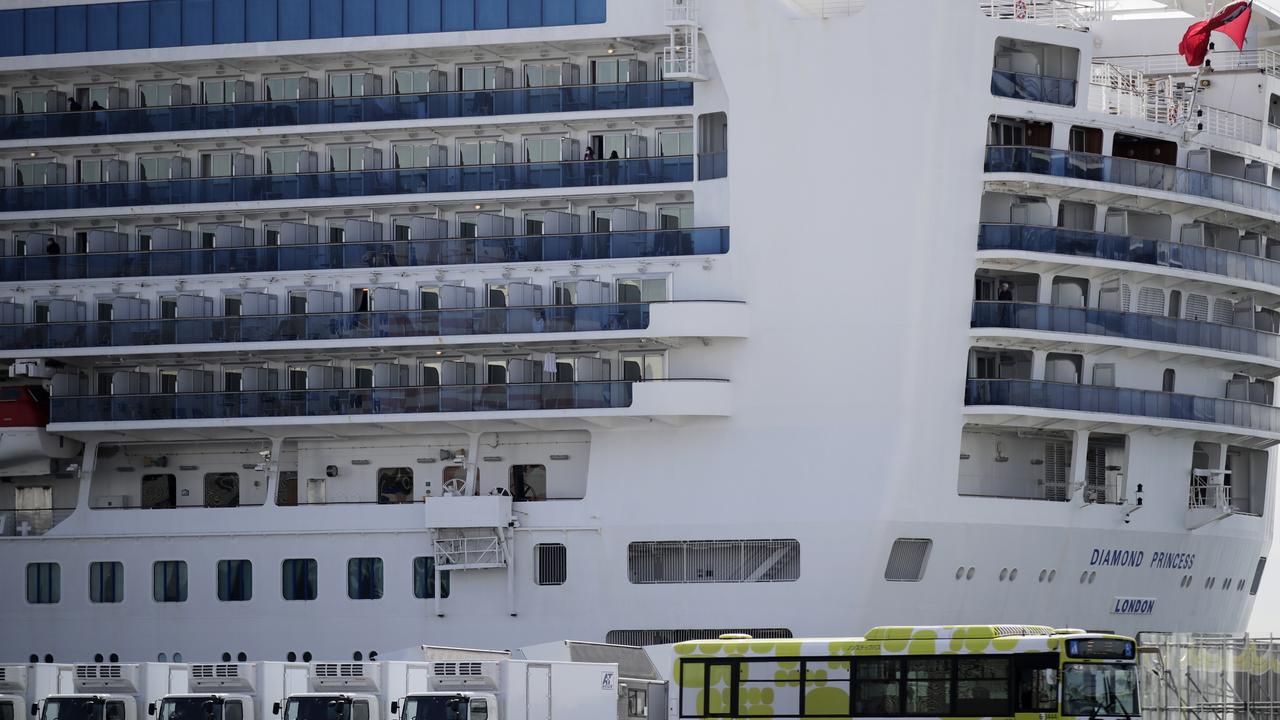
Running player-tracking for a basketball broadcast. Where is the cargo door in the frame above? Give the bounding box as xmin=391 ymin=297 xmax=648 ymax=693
xmin=527 ymin=665 xmax=552 ymax=720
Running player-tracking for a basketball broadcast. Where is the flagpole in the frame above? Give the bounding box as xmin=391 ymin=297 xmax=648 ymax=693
xmin=1181 ymin=0 xmax=1254 ymax=141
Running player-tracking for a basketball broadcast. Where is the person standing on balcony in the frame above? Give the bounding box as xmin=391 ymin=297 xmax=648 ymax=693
xmin=45 ymin=237 xmax=61 ymax=255
xmin=997 ymin=281 xmax=1013 ymax=302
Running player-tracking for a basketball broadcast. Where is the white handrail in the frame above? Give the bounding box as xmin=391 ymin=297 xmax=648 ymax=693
xmin=980 ymin=0 xmax=1102 ymax=27
xmin=1101 ymin=49 xmax=1280 ymax=78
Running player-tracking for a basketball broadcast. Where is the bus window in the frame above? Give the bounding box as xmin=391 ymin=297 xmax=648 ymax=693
xmin=956 ymin=657 xmax=1011 ymax=716
xmin=854 ymin=658 xmax=901 ymax=715
xmin=1016 ymin=654 xmax=1060 ymax=713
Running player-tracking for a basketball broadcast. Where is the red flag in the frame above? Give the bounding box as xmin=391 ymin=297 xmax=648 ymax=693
xmin=1179 ymin=1 xmax=1253 ymax=67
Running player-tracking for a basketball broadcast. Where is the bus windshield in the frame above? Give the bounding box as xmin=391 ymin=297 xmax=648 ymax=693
xmin=157 ymin=699 xmax=221 ymax=720
xmin=1062 ymin=663 xmax=1139 ymax=718
xmin=284 ymin=699 xmax=348 ymax=720
xmin=402 ymin=697 xmax=468 ymax=720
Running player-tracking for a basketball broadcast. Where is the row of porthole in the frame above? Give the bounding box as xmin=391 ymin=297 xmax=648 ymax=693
xmin=1195 ymin=576 xmax=1249 ymax=591
xmin=282 ymin=651 xmax=383 ymax=662
xmin=954 ymin=567 xmax=1059 ymax=582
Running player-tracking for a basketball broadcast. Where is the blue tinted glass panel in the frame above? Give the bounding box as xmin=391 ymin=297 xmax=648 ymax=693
xmin=343 ymin=0 xmax=375 ymax=36
xmin=119 ymin=2 xmax=151 ymax=48
xmin=542 ymin=0 xmax=573 ymax=24
xmin=510 ymin=0 xmax=541 ymax=27
xmin=441 ymin=0 xmax=474 ymax=30
xmin=246 ymin=0 xmax=278 ymax=41
xmin=213 ymin=0 xmax=246 ymax=43
xmin=24 ymin=8 xmax=56 ymax=56
xmin=375 ymin=0 xmax=408 ymax=33
xmin=311 ymin=0 xmax=342 ymax=37
xmin=576 ymin=0 xmax=604 ymax=23
xmin=183 ymin=0 xmax=214 ymax=45
xmin=278 ymin=0 xmax=310 ymax=39
xmin=475 ymin=0 xmax=505 ymax=29
xmin=55 ymin=6 xmax=88 ymax=53
xmin=0 ymin=10 xmax=22 ymax=56
xmin=87 ymin=5 xmax=120 ymax=51
xmin=150 ymin=0 xmax=182 ymax=47
xmin=408 ymin=0 xmax=441 ymax=31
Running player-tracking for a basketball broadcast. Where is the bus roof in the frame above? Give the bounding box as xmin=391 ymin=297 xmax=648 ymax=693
xmin=672 ymin=625 xmax=1116 ymax=656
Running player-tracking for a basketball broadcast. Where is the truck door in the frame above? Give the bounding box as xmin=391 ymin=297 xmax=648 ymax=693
xmin=0 ymin=697 xmax=16 ymax=720
xmin=526 ymin=665 xmax=551 ymax=720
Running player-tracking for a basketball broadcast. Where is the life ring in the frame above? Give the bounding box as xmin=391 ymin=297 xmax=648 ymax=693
xmin=1168 ymin=105 xmax=1179 ymax=124
xmin=1014 ymin=0 xmax=1028 ymax=19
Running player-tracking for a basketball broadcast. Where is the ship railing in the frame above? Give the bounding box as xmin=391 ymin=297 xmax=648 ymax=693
xmin=1100 ymin=49 xmax=1280 ymax=78
xmin=1196 ymin=105 xmax=1265 ymax=145
xmin=1187 ymin=480 xmax=1232 ymax=510
xmin=0 ymin=507 xmax=76 ymax=537
xmin=980 ymin=0 xmax=1101 ymax=27
xmin=1087 ymin=61 xmax=1192 ymax=126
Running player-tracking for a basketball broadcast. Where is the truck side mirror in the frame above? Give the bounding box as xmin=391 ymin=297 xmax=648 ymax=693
xmin=272 ymin=704 xmax=281 ymax=717
xmin=148 ymin=704 xmax=156 ymax=717
xmin=389 ymin=703 xmax=398 ymax=716
xmin=31 ymin=704 xmax=38 ymax=717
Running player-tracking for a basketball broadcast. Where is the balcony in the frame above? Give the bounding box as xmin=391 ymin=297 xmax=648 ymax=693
xmin=971 ymin=302 xmax=1280 ymax=365
xmin=0 ymin=507 xmax=74 ymax=537
xmin=991 ymin=70 xmax=1077 ymax=106
xmin=0 ymin=227 xmax=729 ymax=282
xmin=48 ymin=379 xmax=730 ymax=428
xmin=0 ymin=301 xmax=746 ymax=355
xmin=965 ymin=379 xmax=1280 ymax=437
xmin=0 ymin=155 xmax=694 ymax=214
xmin=978 ymin=224 xmax=1280 ymax=290
xmin=0 ymin=82 xmax=694 ymax=142
xmin=985 ymin=146 xmax=1280 ymax=217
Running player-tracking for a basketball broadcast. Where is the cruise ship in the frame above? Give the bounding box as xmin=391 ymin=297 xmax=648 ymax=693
xmin=0 ymin=0 xmax=1274 ymax=664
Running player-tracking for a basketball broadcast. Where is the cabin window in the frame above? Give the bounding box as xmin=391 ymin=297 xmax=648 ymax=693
xmin=142 ymin=473 xmax=177 ymax=509
xmin=89 ymin=561 xmax=124 ymax=603
xmin=282 ymin=558 xmax=318 ymax=600
xmin=204 ymin=472 xmax=240 ymax=508
xmin=377 ymin=467 xmax=414 ymax=504
xmin=1163 ymin=369 xmax=1176 ymax=393
xmin=26 ymin=562 xmax=60 ymax=604
xmin=412 ymin=557 xmax=451 ymax=599
xmin=277 ymin=471 xmax=299 ymax=507
xmin=217 ymin=559 xmax=253 ymax=602
xmin=152 ymin=560 xmax=188 ymax=602
xmin=510 ymin=464 xmax=547 ymax=501
xmin=347 ymin=557 xmax=384 ymax=600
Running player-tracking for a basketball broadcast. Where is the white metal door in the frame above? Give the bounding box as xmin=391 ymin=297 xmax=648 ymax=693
xmin=527 ymin=665 xmax=552 ymax=720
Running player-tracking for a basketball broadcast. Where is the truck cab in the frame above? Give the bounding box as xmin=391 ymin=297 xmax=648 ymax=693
xmin=393 ymin=693 xmax=493 ymax=720
xmin=0 ymin=694 xmax=19 ymax=720
xmin=151 ymin=695 xmax=254 ymax=720
xmin=38 ymin=694 xmax=138 ymax=720
xmin=277 ymin=694 xmax=379 ymax=720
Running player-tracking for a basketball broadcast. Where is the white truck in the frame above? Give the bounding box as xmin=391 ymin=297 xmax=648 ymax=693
xmin=274 ymin=664 xmax=380 ymax=720
xmin=150 ymin=663 xmax=309 ymax=720
xmin=387 ymin=654 xmax=620 ymax=720
xmin=35 ymin=664 xmax=190 ymax=720
xmin=0 ymin=664 xmax=74 ymax=720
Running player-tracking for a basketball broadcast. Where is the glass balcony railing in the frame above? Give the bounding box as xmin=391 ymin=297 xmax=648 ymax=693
xmin=972 ymin=301 xmax=1280 ymax=361
xmin=978 ymin=224 xmax=1280 ymax=289
xmin=0 ymin=302 xmax=683 ymax=351
xmin=965 ymin=378 xmax=1280 ymax=434
xmin=985 ymin=146 xmax=1280 ymax=216
xmin=990 ymin=70 xmax=1077 ymax=106
xmin=0 ymin=82 xmax=694 ymax=141
xmin=0 ymin=156 xmax=694 ymax=213
xmin=0 ymin=227 xmax=730 ymax=282
xmin=51 ymin=380 xmax=644 ymax=423
xmin=0 ymin=507 xmax=74 ymax=536
xmin=698 ymin=151 xmax=728 ymax=180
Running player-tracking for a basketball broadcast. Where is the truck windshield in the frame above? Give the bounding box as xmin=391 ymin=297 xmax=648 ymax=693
xmin=157 ymin=699 xmax=222 ymax=720
xmin=42 ymin=700 xmax=126 ymax=720
xmin=2 ymin=700 xmax=16 ymax=720
xmin=284 ymin=699 xmax=349 ymax=720
xmin=1062 ymin=663 xmax=1140 ymax=718
xmin=403 ymin=698 xmax=468 ymax=720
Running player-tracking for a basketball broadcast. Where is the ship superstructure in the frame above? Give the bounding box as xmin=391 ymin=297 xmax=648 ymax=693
xmin=0 ymin=0 xmax=1273 ymax=663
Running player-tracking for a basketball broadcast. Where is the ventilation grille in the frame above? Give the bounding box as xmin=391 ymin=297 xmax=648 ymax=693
xmin=1186 ymin=293 xmax=1210 ymax=321
xmin=605 ymin=628 xmax=793 ymax=646
xmin=313 ymin=664 xmax=368 ymax=679
xmin=192 ymin=664 xmax=243 ymax=679
xmin=1213 ymin=298 xmax=1234 ymax=325
xmin=431 ymin=662 xmax=483 ymax=676
xmin=1135 ymin=287 xmax=1165 ymax=316
xmin=1120 ymin=283 xmax=1132 ymax=312
xmin=1251 ymin=557 xmax=1268 ymax=596
xmin=535 ymin=543 xmax=567 ymax=586
xmin=884 ymin=538 xmax=932 ymax=582
xmin=76 ymin=665 xmax=123 ymax=680
xmin=627 ymin=539 xmax=801 ymax=584
xmin=1043 ymin=441 xmax=1069 ymax=502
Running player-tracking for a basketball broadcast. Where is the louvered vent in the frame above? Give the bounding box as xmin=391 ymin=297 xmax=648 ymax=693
xmin=76 ymin=665 xmax=123 ymax=680
xmin=310 ymin=663 xmax=378 ymax=691
xmin=192 ymin=664 xmax=241 ymax=679
xmin=1186 ymin=294 xmax=1210 ymax=321
xmin=884 ymin=538 xmax=932 ymax=582
xmin=314 ymin=664 xmax=366 ymax=679
xmin=1120 ymin=283 xmax=1132 ymax=312
xmin=1136 ymin=287 xmax=1165 ymax=316
xmin=1213 ymin=298 xmax=1234 ymax=325
xmin=1043 ymin=441 xmax=1069 ymax=501
xmin=431 ymin=662 xmax=483 ymax=676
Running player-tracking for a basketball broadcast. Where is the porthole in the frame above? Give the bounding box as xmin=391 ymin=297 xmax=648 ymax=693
xmin=1009 ymin=568 xmax=1018 ymax=581
xmin=1080 ymin=571 xmax=1088 ymax=584
xmin=966 ymin=567 xmax=975 ymax=580
xmin=43 ymin=654 xmax=53 ymax=663
xmin=1048 ymin=569 xmax=1056 ymax=582
xmin=368 ymin=651 xmax=378 ymax=661
xmin=28 ymin=654 xmax=38 ymax=663
xmin=955 ymin=567 xmax=965 ymax=580
xmin=173 ymin=653 xmax=183 ymax=662
xmin=238 ymin=652 xmax=248 ymax=661
xmin=353 ymin=651 xmax=363 ymax=661
xmin=94 ymin=654 xmax=104 ymax=663
xmin=287 ymin=652 xmax=297 ymax=662
xmin=302 ymin=651 xmax=312 ymax=662
xmin=1038 ymin=569 xmax=1047 ymax=583
xmin=222 ymin=653 xmax=232 ymax=662
xmin=1088 ymin=572 xmax=1096 ymax=584
xmin=999 ymin=568 xmax=1008 ymax=581
xmin=158 ymin=653 xmax=168 ymax=662
xmin=109 ymin=653 xmax=118 ymax=663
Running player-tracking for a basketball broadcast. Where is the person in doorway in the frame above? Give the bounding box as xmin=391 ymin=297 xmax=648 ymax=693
xmin=606 ymin=150 xmax=620 ymax=184
xmin=45 ymin=237 xmax=61 ymax=255
xmin=583 ymin=146 xmax=595 ymax=161
xmin=997 ymin=281 xmax=1014 ymax=302
xmin=997 ymin=281 xmax=1015 ymax=326
xmin=67 ymin=97 xmax=82 ymax=112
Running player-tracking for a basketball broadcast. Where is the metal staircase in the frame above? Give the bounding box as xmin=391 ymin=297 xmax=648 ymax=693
xmin=663 ymin=0 xmax=706 ymax=81
xmin=424 ymin=493 xmax=516 ymax=616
